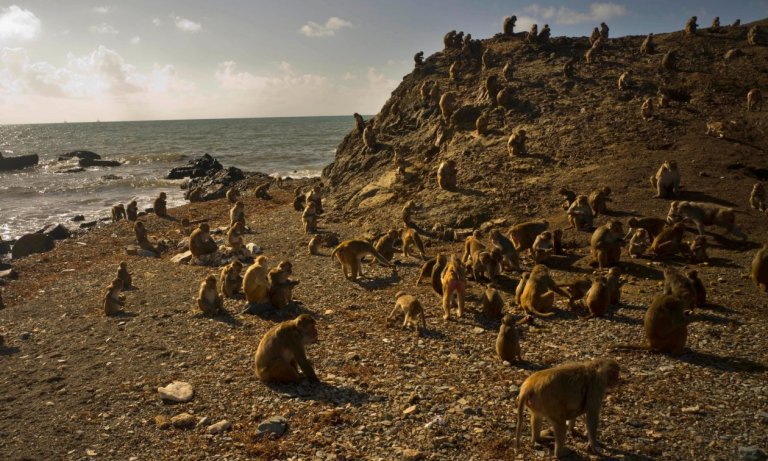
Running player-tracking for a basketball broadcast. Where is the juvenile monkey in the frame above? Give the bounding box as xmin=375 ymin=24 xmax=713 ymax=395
xmin=441 ymin=255 xmax=467 ymax=320
xmin=430 ymin=254 xmax=449 ymax=296
xmin=402 ymin=200 xmax=416 ymax=228
xmin=515 ymin=272 xmax=530 ymax=307
xmin=126 ymin=201 xmax=138 ymax=221
xmin=666 ymin=201 xmax=745 ymax=239
xmin=591 ymin=220 xmax=624 ymax=269
xmin=660 ymin=50 xmax=676 ymax=72
xmin=254 ymin=182 xmax=271 ymax=200
xmin=243 ymin=256 xmax=270 ymax=304
xmin=710 ymin=16 xmax=720 ymax=33
xmin=388 ymin=292 xmax=427 ymax=334
xmin=470 ymin=250 xmax=502 ymax=283
xmin=111 ymin=204 xmax=126 ymax=222
xmin=509 ymin=220 xmax=549 ymax=252
xmin=354 ymin=112 xmax=366 ymax=134
xmin=197 ymin=275 xmax=223 ymax=316
xmin=526 ymin=23 xmax=538 ymax=43
xmin=227 ymin=220 xmax=246 ymax=256
xmin=562 ymin=57 xmax=576 ymax=79
xmin=520 ymin=265 xmax=570 ymax=317
xmin=599 ymin=21 xmax=609 ymax=38
xmin=254 ymin=314 xmax=319 ymax=384
xmin=687 ymin=270 xmax=706 ymax=308
xmin=103 ymin=278 xmax=125 ymax=316
xmin=641 ymin=97 xmax=654 ymax=121
xmin=116 ymin=261 xmax=132 ymax=290
xmin=331 ymin=240 xmax=392 ymax=280
xmin=606 ymin=267 xmax=621 ymax=305
xmin=558 ymin=187 xmax=577 ymax=210
xmin=496 ymin=314 xmax=523 ymax=363
xmin=475 ymin=112 xmax=489 ymax=136
xmin=502 ymin=62 xmax=514 ymax=82
xmin=490 ymin=229 xmax=521 ymax=272
xmin=302 ymin=202 xmax=318 ymax=234
xmin=538 ymin=24 xmax=551 ymax=43
xmin=557 ymin=278 xmax=592 ymax=310
xmin=496 ymin=88 xmax=513 ymax=109
xmin=439 ymin=92 xmax=457 ymax=122
xmin=449 ymin=62 xmax=458 ymax=81
xmin=226 ymin=187 xmax=239 ymax=204
xmin=685 ymin=16 xmax=698 ymax=35
xmin=662 ymin=267 xmax=697 ymax=307
xmin=747 ymin=88 xmax=763 ymax=112
xmin=515 ymin=358 xmax=621 ymax=458
xmin=626 ymin=216 xmax=667 ymax=240
xmin=481 ymin=287 xmax=504 ymax=320
xmin=589 ymin=27 xmax=600 ymax=46
xmin=219 ymin=260 xmax=243 ymax=299
xmin=481 ymin=48 xmax=492 ymax=70
xmin=268 ymin=260 xmax=299 ymax=309
xmin=416 ymin=257 xmax=437 ymax=286
xmin=567 ymin=195 xmax=594 ymax=231
xmin=437 ymin=159 xmax=457 ymax=190
xmin=749 ymin=183 xmax=766 ymax=211
xmin=617 ymin=72 xmax=631 ymax=90
xmin=363 ymin=126 xmax=377 ymax=151
xmin=650 ymin=160 xmax=680 ymax=198
xmin=189 ymin=223 xmax=218 ymax=264
xmin=462 ymin=230 xmax=486 ymax=264
xmin=507 ymin=129 xmax=527 ymax=156
xmin=588 ymin=187 xmax=612 ymax=217
xmin=689 ymin=235 xmax=708 ymax=263
xmin=153 ymin=192 xmax=167 ymax=218
xmin=531 ymin=231 xmax=554 ymax=264
xmin=650 ymin=223 xmax=686 ymax=258
xmin=230 ymin=201 xmax=246 ymax=228
xmin=308 ymin=235 xmax=321 ymax=255
xmin=627 ymin=228 xmax=650 ymax=258
xmin=585 ymin=275 xmax=611 ymax=318
xmin=751 ymin=242 xmax=768 ymax=292
xmin=640 ymin=33 xmax=655 ymax=54
xmin=402 ymin=227 xmax=426 ymax=260
xmin=134 ymin=222 xmax=160 ymax=255
xmin=374 ymin=229 xmax=399 ymax=262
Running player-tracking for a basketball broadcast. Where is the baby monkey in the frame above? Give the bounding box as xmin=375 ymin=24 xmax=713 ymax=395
xmin=388 ymin=292 xmax=427 ymax=334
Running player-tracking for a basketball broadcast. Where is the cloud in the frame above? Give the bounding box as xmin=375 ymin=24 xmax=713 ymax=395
xmin=152 ymin=17 xmax=162 ymax=26
xmin=91 ymin=23 xmax=119 ymax=34
xmin=523 ymin=2 xmax=628 ymax=25
xmin=175 ymin=16 xmax=201 ymax=32
xmin=0 ymin=5 xmax=42 ymax=41
xmin=93 ymin=6 xmax=110 ymax=14
xmin=130 ymin=36 xmax=141 ymax=44
xmin=341 ymin=72 xmax=356 ymax=81
xmin=299 ymin=16 xmax=353 ymax=37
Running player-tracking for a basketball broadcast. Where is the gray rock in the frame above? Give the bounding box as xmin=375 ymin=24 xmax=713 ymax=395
xmin=80 ymin=221 xmax=98 ymax=229
xmin=11 ymin=233 xmax=54 ymax=259
xmin=71 ymin=215 xmax=85 ymax=222
xmin=255 ymin=416 xmax=288 ymax=439
xmin=206 ymin=419 xmax=232 ymax=434
xmin=0 ymin=269 xmax=18 ymax=280
xmin=170 ymin=250 xmax=193 ymax=264
xmin=59 ymin=150 xmax=101 ymax=161
xmin=38 ymin=223 xmax=71 ymax=240
xmin=739 ymin=447 xmax=767 ymax=461
xmin=157 ymin=381 xmax=194 ymax=403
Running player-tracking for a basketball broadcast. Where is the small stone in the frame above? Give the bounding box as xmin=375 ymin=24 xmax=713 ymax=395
xmin=170 ymin=250 xmax=193 ymax=264
xmin=154 ymin=415 xmax=171 ymax=429
xmin=255 ymin=415 xmax=288 ymax=439
xmin=472 ymin=327 xmax=484 ymax=334
xmin=85 ymin=449 xmax=97 ymax=456
xmin=681 ymin=405 xmax=701 ymax=414
xmin=206 ymin=419 xmax=232 ymax=434
xmin=344 ymin=352 xmax=360 ymax=361
xmin=171 ymin=412 xmax=196 ymax=429
xmin=403 ymin=405 xmax=417 ymax=415
xmin=157 ymin=381 xmax=194 ymax=402
xmin=402 ymin=448 xmax=425 ymax=460
xmin=196 ymin=416 xmax=211 ymax=427
xmin=738 ymin=446 xmax=767 ymax=461
xmin=19 ymin=332 xmax=31 ymax=340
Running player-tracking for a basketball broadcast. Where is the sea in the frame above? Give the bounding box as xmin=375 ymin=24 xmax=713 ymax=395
xmin=0 ymin=116 xmax=352 ymax=240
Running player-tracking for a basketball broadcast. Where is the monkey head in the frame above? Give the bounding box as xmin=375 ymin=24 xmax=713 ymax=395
xmin=295 ymin=315 xmax=318 ymax=345
xmin=199 ymin=222 xmax=210 ymax=233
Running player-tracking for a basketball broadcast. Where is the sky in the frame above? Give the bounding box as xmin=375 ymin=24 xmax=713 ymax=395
xmin=0 ymin=0 xmax=766 ymax=124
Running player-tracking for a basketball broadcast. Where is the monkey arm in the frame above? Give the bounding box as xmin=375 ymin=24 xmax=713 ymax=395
xmin=290 ymin=343 xmax=319 ymax=383
xmin=584 ymin=386 xmax=607 ymax=452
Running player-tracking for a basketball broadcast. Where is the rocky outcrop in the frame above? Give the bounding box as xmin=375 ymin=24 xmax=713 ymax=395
xmin=0 ymin=153 xmax=39 ymax=171
xmin=78 ymin=158 xmax=121 ymax=168
xmin=184 ymin=166 xmax=248 ymax=201
xmin=167 ymin=154 xmax=223 ymax=180
xmin=58 ymin=150 xmax=101 ymax=161
xmin=11 ymin=233 xmax=54 ymax=259
xmin=38 ymin=224 xmax=71 ymax=241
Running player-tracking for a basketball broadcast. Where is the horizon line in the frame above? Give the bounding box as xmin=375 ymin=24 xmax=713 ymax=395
xmin=0 ymin=113 xmax=377 ymax=127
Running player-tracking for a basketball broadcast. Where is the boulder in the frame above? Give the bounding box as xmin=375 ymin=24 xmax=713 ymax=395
xmin=158 ymin=381 xmax=194 ymax=403
xmin=71 ymin=215 xmax=85 ymax=222
xmin=166 ymin=153 xmax=222 ymax=180
xmin=170 ymin=251 xmax=193 ymax=264
xmin=38 ymin=223 xmax=71 ymax=241
xmin=78 ymin=158 xmax=121 ymax=168
xmin=58 ymin=150 xmax=100 ymax=161
xmin=254 ymin=416 xmax=288 ymax=439
xmin=0 ymin=154 xmax=39 ymax=171
xmin=12 ymin=233 xmax=55 ymax=259
xmin=185 ymin=166 xmax=246 ymax=201
xmin=0 ymin=237 xmax=10 ymax=254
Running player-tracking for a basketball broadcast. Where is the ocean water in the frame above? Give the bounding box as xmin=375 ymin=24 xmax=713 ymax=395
xmin=0 ymin=116 xmax=351 ymax=240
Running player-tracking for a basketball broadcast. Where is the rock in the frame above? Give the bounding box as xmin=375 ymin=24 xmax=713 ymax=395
xmin=59 ymin=150 xmax=100 ymax=161
xmin=11 ymin=233 xmax=55 ymax=259
xmin=79 ymin=158 xmax=121 ymax=168
xmin=157 ymin=381 xmax=194 ymax=403
xmin=57 ymin=167 xmax=86 ymax=174
xmin=166 ymin=153 xmax=223 ymax=180
xmin=170 ymin=250 xmax=193 ymax=264
xmin=472 ymin=327 xmax=484 ymax=334
xmin=402 ymin=449 xmax=425 ymax=461
xmin=71 ymin=215 xmax=85 ymax=222
xmin=196 ymin=416 xmax=211 ymax=428
xmin=101 ymin=174 xmax=122 ymax=180
xmin=125 ymin=245 xmax=159 ymax=258
xmin=184 ymin=166 xmax=248 ymax=201
xmin=206 ymin=419 xmax=232 ymax=434
xmin=0 ymin=237 xmax=10 ymax=254
xmin=170 ymin=412 xmax=196 ymax=429
xmin=0 ymin=153 xmax=39 ymax=171
xmin=403 ymin=405 xmax=417 ymax=415
xmin=0 ymin=269 xmax=19 ymax=280
xmin=254 ymin=415 xmax=288 ymax=439
xmin=344 ymin=352 xmax=360 ymax=361
xmin=739 ymin=447 xmax=767 ymax=461
xmin=154 ymin=415 xmax=171 ymax=429
xmin=246 ymin=243 xmax=262 ymax=255
xmin=19 ymin=332 xmax=31 ymax=340
xmin=38 ymin=223 xmax=71 ymax=241
xmin=79 ymin=221 xmax=98 ymax=229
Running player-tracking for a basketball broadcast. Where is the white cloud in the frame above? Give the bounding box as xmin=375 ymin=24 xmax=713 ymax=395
xmin=175 ymin=16 xmax=201 ymax=32
xmin=152 ymin=17 xmax=162 ymax=26
xmin=515 ymin=15 xmax=539 ymax=32
xmin=90 ymin=23 xmax=119 ymax=34
xmin=93 ymin=6 xmax=110 ymax=14
xmin=341 ymin=72 xmax=356 ymax=81
xmin=215 ymin=61 xmax=267 ymax=91
xmin=0 ymin=5 xmax=42 ymax=41
xmin=130 ymin=36 xmax=141 ymax=44
xmin=523 ymin=2 xmax=628 ymax=25
xmin=299 ymin=16 xmax=353 ymax=37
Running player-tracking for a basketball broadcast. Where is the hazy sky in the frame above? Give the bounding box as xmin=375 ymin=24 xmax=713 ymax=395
xmin=1 ymin=0 xmax=766 ymax=124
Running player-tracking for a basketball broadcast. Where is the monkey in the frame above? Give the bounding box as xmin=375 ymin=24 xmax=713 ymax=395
xmin=189 ymin=223 xmax=218 ymax=264
xmin=331 ymin=240 xmax=392 ymax=280
xmin=750 ymin=184 xmax=766 ymax=211
xmin=588 ymin=187 xmax=612 ymax=217
xmin=640 ymin=33 xmax=655 ymax=54
xmin=650 ymin=160 xmax=680 ymax=198
xmin=641 ymin=97 xmax=653 ymax=121
xmin=462 ymin=230 xmax=486 ymax=264
xmin=562 ymin=57 xmax=576 ymax=79
xmin=470 ymin=250 xmax=502 ymax=283
xmin=751 ymin=242 xmax=768 ymax=293
xmin=254 ymin=182 xmax=271 ymax=200
xmin=590 ymin=220 xmax=624 ymax=269
xmin=437 ymin=159 xmax=457 ymax=190
xmin=180 ymin=217 xmax=192 ymax=236
xmin=153 ymin=192 xmax=167 ymax=218
xmin=705 ymin=121 xmax=727 ymax=138
xmin=584 ymin=47 xmax=596 ymax=64
xmin=268 ymin=261 xmax=299 ymax=309
xmin=525 ymin=23 xmax=538 ymax=43
xmin=126 ymin=201 xmax=138 ymax=221
xmin=710 ymin=16 xmax=721 ymax=33
xmin=275 ymin=176 xmax=283 ymax=189
xmin=439 ymin=92 xmax=457 ymax=123
xmin=481 ymin=48 xmax=492 ymax=70
xmin=254 ymin=314 xmax=319 ymax=384
xmin=230 ymin=201 xmax=245 ymax=228
xmin=747 ymin=88 xmax=763 ymax=112
xmin=305 ymin=185 xmax=323 ymax=214
xmin=515 ymin=272 xmax=530 ymax=307
xmin=502 ymin=62 xmax=514 ymax=82
xmin=308 ymin=235 xmax=321 ymax=255
xmin=402 ymin=200 xmax=416 ymax=228
xmin=558 ymin=187 xmax=577 ymax=210
xmin=363 ymin=126 xmax=376 ymax=151
xmin=374 ymin=229 xmax=399 ymax=262
xmin=429 ymin=83 xmax=441 ymax=105
xmin=111 ymin=204 xmax=126 ymax=222
xmin=614 ymin=293 xmax=690 ymax=355
xmin=599 ymin=21 xmax=609 ymax=39
xmin=475 ymin=112 xmax=489 ymax=136
xmin=430 ymin=254 xmax=449 ymax=296
xmin=520 ymin=265 xmax=570 ymax=317
xmin=219 ymin=260 xmax=243 ymax=299
xmin=515 ymin=358 xmax=620 ymax=458
xmin=419 ymin=81 xmax=433 ymax=102
xmin=116 ymin=261 xmax=132 ymax=290
xmin=302 ymin=202 xmax=318 ymax=234
xmin=293 ymin=188 xmax=306 ymax=211
xmin=531 ymin=231 xmax=554 ymax=264
xmin=490 ymin=229 xmax=522 ymax=272
xmin=353 ymin=112 xmax=366 ymax=134
xmin=388 ymin=292 xmax=427 ymax=334
xmin=413 ymin=51 xmax=424 ymax=66
xmin=443 ymin=30 xmax=457 ymax=49
xmin=226 ymin=187 xmax=239 ymax=204
xmin=507 ymin=129 xmax=527 ymax=156
xmin=509 ymin=220 xmax=549 ymax=252
xmin=650 ymin=223 xmax=687 ymax=258
xmin=187 ymin=187 xmax=204 ymax=202
xmin=441 ymin=255 xmax=467 ymax=320
xmin=626 ymin=216 xmax=667 ymax=240
xmin=627 ymin=228 xmax=650 ymax=258
xmin=732 ymin=19 xmax=741 ymax=27
xmin=0 ymin=289 xmax=4 ymax=310
xmin=402 ymin=227 xmax=426 ymax=260
xmin=589 ymin=27 xmax=600 ymax=46
xmin=566 ymin=195 xmax=593 ymax=231
xmin=666 ymin=201 xmax=745 ymax=239
xmin=685 ymin=16 xmax=698 ymax=35
xmin=617 ymin=71 xmax=631 ymax=91
xmin=687 ymin=270 xmax=706 ymax=308
xmin=503 ymin=15 xmax=517 ymax=35
xmin=747 ymin=25 xmax=764 ymax=46
xmin=538 ymin=24 xmax=551 ymax=43
xmin=448 ymin=62 xmax=459 ymax=82
xmin=606 ymin=267 xmax=621 ymax=305
xmin=689 ymin=235 xmax=709 ymax=263
xmin=584 ymin=275 xmax=611 ymax=318
xmin=243 ymin=256 xmax=270 ymax=304
xmin=481 ymin=287 xmax=504 ymax=320
xmin=133 ymin=222 xmax=160 ymax=255
xmin=557 ymin=278 xmax=592 ymax=310
xmin=197 ymin=274 xmax=223 ymax=316
xmin=496 ymin=314 xmax=523 ymax=363
xmin=660 ymin=50 xmax=676 ymax=71
xmin=416 ymin=257 xmax=437 ymax=286
xmin=103 ymin=278 xmax=125 ymax=316
xmin=658 ymin=92 xmax=670 ymax=109
xmin=552 ymin=229 xmax=564 ymax=256
xmin=226 ymin=220 xmax=246 ymax=257
xmin=484 ymin=75 xmax=500 ymax=104
xmin=723 ymin=48 xmax=744 ymax=61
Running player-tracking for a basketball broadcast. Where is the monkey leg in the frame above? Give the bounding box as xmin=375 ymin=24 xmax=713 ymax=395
xmin=456 ymin=287 xmax=466 ymax=318
xmin=552 ymin=419 xmax=573 ymax=458
xmin=442 ymin=290 xmax=452 ymax=320
xmin=262 ymin=360 xmax=302 ymax=383
xmin=531 ymin=413 xmax=544 ymax=445
xmin=387 ymin=306 xmax=401 ymax=324
xmin=341 ymin=263 xmax=350 ymax=280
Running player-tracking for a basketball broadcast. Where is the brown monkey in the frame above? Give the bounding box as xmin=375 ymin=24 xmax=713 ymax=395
xmin=627 ymin=228 xmax=650 ymax=258
xmin=331 ymin=240 xmax=392 ymax=280
xmin=153 ymin=192 xmax=167 ymax=218
xmin=503 ymin=15 xmax=517 ymax=36
xmin=687 ymin=270 xmax=706 ymax=307
xmin=302 ymin=202 xmax=318 ymax=234
xmin=441 ymin=255 xmax=466 ymax=320
xmin=585 ymin=275 xmax=611 ymax=318
xmin=567 ymin=195 xmax=594 ymax=231
xmin=640 ymin=33 xmax=655 ymax=54
xmin=590 ymin=27 xmax=600 ymax=46
xmin=515 ymin=272 xmax=530 ymax=307
xmin=558 ymin=278 xmax=592 ymax=310
xmin=197 ymin=274 xmax=223 ymax=316
xmin=650 ymin=223 xmax=686 ymax=258
xmin=308 ymin=235 xmax=321 ymax=255
xmin=491 ymin=229 xmax=521 ymax=272
xmin=419 ymin=81 xmax=433 ymax=102
xmin=662 ymin=267 xmax=697 ymax=307
xmin=515 ymin=358 xmax=621 ymax=458
xmin=526 ymin=24 xmax=538 ymax=43
xmin=531 ymin=231 xmax=554 ymax=264
xmin=710 ymin=16 xmax=720 ymax=33
xmin=496 ymin=314 xmax=523 ymax=363
xmin=227 ymin=220 xmax=246 ymax=256
xmin=226 ymin=187 xmax=239 ymax=204
xmin=187 ymin=187 xmax=204 ymax=202
xmin=111 ymin=204 xmax=126 ymax=222
xmin=626 ymin=216 xmax=667 ymax=240
xmin=189 ymin=223 xmax=218 ymax=264
xmin=402 ymin=200 xmax=416 ymax=228
xmin=484 ymin=76 xmax=500 ymax=104
xmin=750 ymin=183 xmax=766 ymax=211
xmin=558 ymin=187 xmax=577 ymax=210
xmin=254 ymin=182 xmax=271 ymax=200
xmin=116 ymin=261 xmax=132 ymax=290
xmin=584 ymin=47 xmax=596 ymax=64
xmin=268 ymin=260 xmax=299 ymax=309
xmin=562 ymin=57 xmax=576 ymax=78
xmin=617 ymin=71 xmax=631 ymax=90
xmin=552 ymin=229 xmax=564 ymax=256
xmin=752 ymin=243 xmax=768 ymax=293
xmin=439 ymin=92 xmax=457 ymax=122
xmin=615 ymin=293 xmax=690 ymax=355
xmin=306 ymin=185 xmax=323 ymax=214
xmin=134 ymin=222 xmax=160 ymax=255
xmin=685 ymin=16 xmax=698 ymax=35
xmin=254 ymin=314 xmax=319 ymax=384
xmin=650 ymin=160 xmax=680 ymax=198
xmin=520 ymin=265 xmax=570 ymax=317
xmin=388 ymin=292 xmax=427 ymax=334
xmin=230 ymin=201 xmax=245 ymax=228
xmin=509 ymin=220 xmax=549 ymax=252
xmin=416 ymin=257 xmax=437 ymax=286
xmin=481 ymin=48 xmax=492 ymax=70
xmin=588 ymin=187 xmax=611 ymax=217
xmin=599 ymin=21 xmax=609 ymax=38
xmin=747 ymin=88 xmax=763 ymax=112
xmin=538 ymin=24 xmax=551 ymax=43
xmin=507 ymin=128 xmax=527 ymax=156
xmin=606 ymin=267 xmax=621 ymax=305
xmin=470 ymin=250 xmax=502 ymax=283
xmin=449 ymin=62 xmax=459 ymax=81
xmin=481 ymin=287 xmax=504 ymax=320
xmin=353 ymin=112 xmax=366 ymax=134
xmin=689 ymin=235 xmax=708 ymax=263
xmin=437 ymin=159 xmax=457 ymax=190
xmin=666 ymin=201 xmax=745 ymax=239
xmin=660 ymin=50 xmax=676 ymax=71
xmin=462 ymin=230 xmax=486 ymax=264
xmin=374 ymin=229 xmax=399 ymax=262
xmin=103 ymin=278 xmax=125 ymax=316
xmin=732 ymin=19 xmax=741 ymax=27
xmin=658 ymin=93 xmax=669 ymax=109
xmin=641 ymin=97 xmax=653 ymax=120
xmin=590 ymin=220 xmax=624 ymax=269
xmin=243 ymin=256 xmax=270 ymax=304
xmin=502 ymin=62 xmax=514 ymax=82
xmin=363 ymin=126 xmax=377 ymax=151
xmin=475 ymin=112 xmax=489 ymax=136
xmin=219 ymin=260 xmax=243 ymax=299
xmin=430 ymin=254 xmax=449 ymax=296
xmin=126 ymin=200 xmax=138 ymax=221
xmin=402 ymin=227 xmax=426 ymax=260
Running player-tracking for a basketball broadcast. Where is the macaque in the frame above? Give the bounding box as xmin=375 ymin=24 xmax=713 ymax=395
xmin=154 ymin=192 xmax=167 ymax=218
xmin=230 ymin=201 xmax=246 ymax=228
xmin=600 ymin=22 xmax=609 ymax=38
xmin=126 ymin=201 xmax=138 ymax=221
xmin=626 ymin=217 xmax=667 ymax=240
xmin=552 ymin=229 xmax=564 ymax=256
xmin=650 ymin=223 xmax=686 ymax=258
xmin=650 ymin=160 xmax=680 ymax=198
xmin=491 ymin=229 xmax=521 ymax=272
xmin=640 ymin=33 xmax=655 ymax=54
xmin=268 ymin=260 xmax=299 ymax=309
xmin=515 ymin=358 xmax=621 ymax=458
xmin=437 ymin=159 xmax=457 ymax=190
xmin=520 ymin=265 xmax=570 ymax=317
xmin=187 ymin=187 xmax=204 ymax=202
xmin=481 ymin=287 xmax=504 ymax=320
xmin=516 ymin=272 xmax=530 ymax=307
xmin=641 ymin=97 xmax=654 ymax=120
xmin=588 ymin=187 xmax=612 ymax=217
xmin=526 ymin=24 xmax=538 ymax=43
xmin=503 ymin=15 xmax=517 ymax=36
xmin=585 ymin=276 xmax=610 ymax=318
xmin=557 ymin=278 xmax=592 ymax=310
xmin=354 ymin=112 xmax=366 ymax=133
xmin=531 ymin=231 xmax=554 ymax=264
xmin=496 ymin=314 xmax=523 ymax=363
xmin=687 ymin=270 xmax=706 ymax=307
xmin=388 ymin=292 xmax=427 ymax=334
xmin=689 ymin=235 xmax=708 ymax=263
xmin=197 ymin=275 xmax=223 ymax=316
xmin=470 ymin=250 xmax=502 ymax=283
xmin=567 ymin=196 xmax=594 ymax=231
xmin=254 ymin=314 xmax=319 ymax=384
xmin=111 ymin=204 xmax=126 ymax=222
xmin=590 ymin=27 xmax=600 ymax=46
xmin=462 ymin=230 xmax=486 ymax=264
xmin=374 ymin=229 xmax=399 ymax=262
xmin=660 ymin=50 xmax=676 ymax=71
xmin=750 ymin=183 xmax=766 ymax=211
xmin=558 ymin=187 xmax=577 ymax=210
xmin=402 ymin=200 xmax=416 ymax=228
xmin=226 ymin=187 xmax=239 ymax=204
xmin=606 ymin=267 xmax=621 ymax=305
xmin=503 ymin=62 xmax=514 ymax=82
xmin=116 ymin=261 xmax=132 ymax=290
xmin=189 ymin=223 xmax=218 ymax=263
xmin=441 ymin=255 xmax=467 ymax=321
xmin=509 ymin=220 xmax=549 ymax=252
xmin=308 ymin=235 xmax=321 ymax=255
xmin=227 ymin=221 xmax=246 ymax=256
xmin=666 ymin=201 xmax=745 ymax=239
xmin=747 ymin=88 xmax=763 ymax=112
xmin=614 ymin=293 xmax=690 ymax=355
xmin=590 ymin=220 xmax=624 ymax=269
xmin=685 ymin=16 xmax=698 ymax=35
xmin=219 ymin=260 xmax=243 ymax=299
xmin=402 ymin=227 xmax=426 ymax=260
xmin=617 ymin=72 xmax=631 ymax=91
xmin=430 ymin=254 xmax=449 ymax=296
xmin=243 ymin=256 xmax=270 ymax=304
xmin=363 ymin=126 xmax=377 ymax=151
xmin=302 ymin=202 xmax=318 ymax=234
xmin=416 ymin=257 xmax=437 ymax=286
xmin=710 ymin=16 xmax=721 ymax=33
xmin=103 ymin=278 xmax=125 ymax=316
xmin=507 ymin=129 xmax=527 ymax=156
xmin=752 ymin=242 xmax=768 ymax=292
xmin=134 ymin=222 xmax=160 ymax=255
xmin=254 ymin=182 xmax=271 ymax=200
xmin=331 ymin=240 xmax=393 ymax=280
xmin=439 ymin=92 xmax=457 ymax=122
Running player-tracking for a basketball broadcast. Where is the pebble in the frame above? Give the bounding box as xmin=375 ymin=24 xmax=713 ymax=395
xmin=154 ymin=415 xmax=171 ymax=430
xmin=157 ymin=381 xmax=194 ymax=403
xmin=206 ymin=419 xmax=232 ymax=434
xmin=738 ymin=446 xmax=767 ymax=461
xmin=196 ymin=416 xmax=211 ymax=427
xmin=472 ymin=327 xmax=484 ymax=334
xmin=255 ymin=415 xmax=288 ymax=439
xmin=403 ymin=405 xmax=417 ymax=415
xmin=171 ymin=412 xmax=196 ymax=429
xmin=402 ymin=448 xmax=425 ymax=460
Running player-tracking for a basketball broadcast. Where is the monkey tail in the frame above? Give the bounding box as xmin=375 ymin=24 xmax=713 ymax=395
xmin=524 ymin=305 xmax=556 ymax=318
xmin=515 ymin=391 xmax=526 ymax=449
xmin=330 ymin=248 xmax=340 ymax=266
